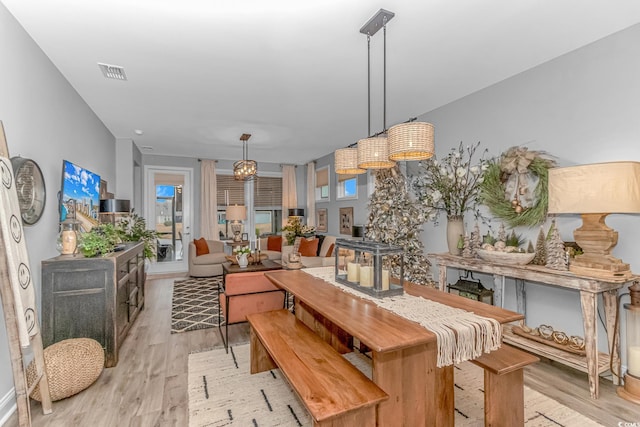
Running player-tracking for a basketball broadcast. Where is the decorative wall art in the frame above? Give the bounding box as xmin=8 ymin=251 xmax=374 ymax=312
xmin=339 ymin=207 xmax=353 ymax=235
xmin=316 ymin=208 xmax=328 ymax=233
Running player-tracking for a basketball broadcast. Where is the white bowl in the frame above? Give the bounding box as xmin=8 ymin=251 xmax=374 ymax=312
xmin=476 ymin=249 xmax=535 ymax=265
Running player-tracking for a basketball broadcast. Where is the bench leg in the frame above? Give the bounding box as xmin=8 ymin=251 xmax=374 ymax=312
xmin=484 ymin=369 xmax=524 ymax=427
xmin=313 ymin=406 xmax=376 ymax=427
xmin=249 ymin=328 xmax=277 ymax=374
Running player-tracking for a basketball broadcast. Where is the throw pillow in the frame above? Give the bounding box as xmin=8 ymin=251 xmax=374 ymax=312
xmin=325 ymin=243 xmax=335 ymax=257
xmin=316 ymin=235 xmax=326 ymax=256
xmin=267 ymin=235 xmax=282 ymax=251
xmin=193 ymin=238 xmax=209 ymax=256
xmin=298 ymin=237 xmax=319 ymax=257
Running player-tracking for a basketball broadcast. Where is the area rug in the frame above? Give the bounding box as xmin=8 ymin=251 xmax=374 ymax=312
xmin=188 ymin=344 xmax=604 ymax=427
xmin=171 ymin=277 xmax=222 ymax=333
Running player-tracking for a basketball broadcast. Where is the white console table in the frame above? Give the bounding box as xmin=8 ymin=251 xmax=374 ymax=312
xmin=429 ymin=252 xmax=632 ymax=399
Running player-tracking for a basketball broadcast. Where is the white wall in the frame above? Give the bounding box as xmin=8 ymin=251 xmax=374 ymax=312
xmin=412 ymin=23 xmax=640 ymax=361
xmin=0 ymin=3 xmax=116 ymax=423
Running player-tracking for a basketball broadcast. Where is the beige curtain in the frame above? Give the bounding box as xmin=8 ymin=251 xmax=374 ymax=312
xmin=306 ymin=161 xmax=316 ymax=227
xmin=200 ymin=160 xmax=219 ymax=240
xmin=282 ymin=165 xmax=297 ymax=227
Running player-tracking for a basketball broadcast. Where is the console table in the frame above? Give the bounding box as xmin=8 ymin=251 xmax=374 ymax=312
xmin=429 ymin=252 xmax=631 ymax=399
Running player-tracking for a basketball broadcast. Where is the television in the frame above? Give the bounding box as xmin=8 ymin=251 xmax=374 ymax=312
xmin=60 ymin=160 xmax=101 ymax=231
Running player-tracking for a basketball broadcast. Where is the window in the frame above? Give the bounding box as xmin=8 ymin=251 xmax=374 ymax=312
xmin=337 ymin=174 xmax=358 ymax=199
xmin=254 ymin=176 xmax=282 ymax=236
xmin=315 ymin=166 xmax=330 ymax=202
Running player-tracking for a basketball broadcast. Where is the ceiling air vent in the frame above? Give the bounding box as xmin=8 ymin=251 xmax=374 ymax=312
xmin=98 ymin=63 xmax=127 ymax=81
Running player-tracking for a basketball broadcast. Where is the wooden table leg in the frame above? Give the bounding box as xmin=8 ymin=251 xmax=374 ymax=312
xmin=373 ymin=342 xmax=438 ymax=427
xmin=439 ymin=266 xmax=447 ymax=292
xmin=515 ymin=279 xmax=526 ymax=318
xmin=603 ymin=289 xmax=621 ymax=385
xmin=493 ymin=274 xmax=505 ymax=308
xmin=579 ymin=291 xmax=599 ymax=398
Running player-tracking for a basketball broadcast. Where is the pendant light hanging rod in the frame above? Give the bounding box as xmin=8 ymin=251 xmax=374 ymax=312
xmin=383 ymin=16 xmax=387 ymax=132
xmin=367 ymin=33 xmax=371 ymax=137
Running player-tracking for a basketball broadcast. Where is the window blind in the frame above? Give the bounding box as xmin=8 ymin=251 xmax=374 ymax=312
xmin=316 ymin=168 xmax=329 ymax=187
xmin=216 ymin=175 xmax=244 ymax=205
xmin=254 ymin=176 xmax=282 ymax=207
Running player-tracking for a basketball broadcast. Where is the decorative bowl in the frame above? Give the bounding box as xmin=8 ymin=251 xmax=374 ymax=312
xmin=476 ymin=249 xmax=535 ymax=265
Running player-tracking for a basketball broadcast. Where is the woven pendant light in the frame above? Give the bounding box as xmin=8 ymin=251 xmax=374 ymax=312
xmin=357 ymin=137 xmax=395 ymax=169
xmin=335 ymin=148 xmax=366 ymax=175
xmin=388 ymin=122 xmax=435 ymax=161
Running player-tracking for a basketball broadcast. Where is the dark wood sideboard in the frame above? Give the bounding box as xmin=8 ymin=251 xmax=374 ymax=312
xmin=41 ymin=242 xmax=145 ymax=367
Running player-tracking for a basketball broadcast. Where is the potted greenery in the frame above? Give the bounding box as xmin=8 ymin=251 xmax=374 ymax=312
xmin=78 ymin=213 xmax=158 ymax=259
xmin=78 ymin=223 xmax=121 ymax=257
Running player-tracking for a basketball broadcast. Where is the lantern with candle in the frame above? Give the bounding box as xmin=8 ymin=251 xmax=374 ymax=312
xmin=618 ymin=282 xmax=640 ymax=404
xmin=334 ymin=238 xmax=403 ymax=298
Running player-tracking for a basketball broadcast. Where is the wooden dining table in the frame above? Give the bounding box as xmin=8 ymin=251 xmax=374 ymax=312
xmin=264 ymin=270 xmax=523 ymax=427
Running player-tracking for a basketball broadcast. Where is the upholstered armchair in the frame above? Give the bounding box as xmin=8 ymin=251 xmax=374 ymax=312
xmin=188 ymin=239 xmax=226 ymax=277
xmin=219 ymin=271 xmax=286 ymax=351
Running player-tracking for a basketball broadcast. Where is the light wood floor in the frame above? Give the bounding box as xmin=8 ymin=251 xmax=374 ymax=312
xmin=6 ymin=276 xmax=639 ymax=426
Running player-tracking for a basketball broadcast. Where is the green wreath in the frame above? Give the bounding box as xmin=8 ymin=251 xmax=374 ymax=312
xmin=480 ymin=151 xmax=555 ymax=228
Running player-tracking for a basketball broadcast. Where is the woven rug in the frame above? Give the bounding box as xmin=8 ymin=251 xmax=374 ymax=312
xmin=188 ymin=344 xmax=604 ymax=427
xmin=171 ymin=277 xmax=222 ymax=333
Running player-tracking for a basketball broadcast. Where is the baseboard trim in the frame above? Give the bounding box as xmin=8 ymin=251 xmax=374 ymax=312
xmin=0 ymin=388 xmax=16 ymax=427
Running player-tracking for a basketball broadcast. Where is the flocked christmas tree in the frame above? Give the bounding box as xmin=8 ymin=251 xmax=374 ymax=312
xmin=532 ymin=226 xmax=546 ymax=265
xmin=366 ymin=165 xmax=434 ymax=285
xmin=462 ymin=234 xmax=473 ymax=258
xmin=470 ymin=222 xmax=482 ymax=257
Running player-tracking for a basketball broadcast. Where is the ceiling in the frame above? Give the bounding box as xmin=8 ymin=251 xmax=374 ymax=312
xmin=3 ymin=1 xmax=640 ymax=165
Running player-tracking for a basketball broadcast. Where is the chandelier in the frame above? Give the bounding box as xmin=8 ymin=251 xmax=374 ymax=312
xmin=334 ymin=9 xmax=435 ymax=174
xmin=233 ymin=133 xmax=257 ymax=181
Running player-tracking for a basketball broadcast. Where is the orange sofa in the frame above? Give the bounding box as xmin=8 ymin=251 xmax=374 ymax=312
xmin=218 ymin=271 xmax=286 ymax=351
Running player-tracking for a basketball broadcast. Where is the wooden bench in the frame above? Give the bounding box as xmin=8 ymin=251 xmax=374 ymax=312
xmin=469 ymin=343 xmax=539 ymax=427
xmin=247 ymin=309 xmax=388 ymax=427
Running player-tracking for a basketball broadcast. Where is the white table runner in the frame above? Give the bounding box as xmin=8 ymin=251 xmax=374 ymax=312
xmin=303 ymin=267 xmax=502 ymax=367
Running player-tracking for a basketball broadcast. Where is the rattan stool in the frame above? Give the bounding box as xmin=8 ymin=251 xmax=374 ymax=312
xmin=27 ymin=338 xmax=104 ymax=401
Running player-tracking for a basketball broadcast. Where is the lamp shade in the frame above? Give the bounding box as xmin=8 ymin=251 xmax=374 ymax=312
xmin=548 ymin=162 xmax=640 ymax=214
xmin=226 ymin=205 xmax=247 ymax=221
xmin=357 ymin=137 xmax=395 ymax=169
xmin=288 ymin=208 xmax=305 ymax=217
xmin=388 ymin=122 xmax=435 ymax=161
xmin=335 ymin=148 xmax=366 ymax=175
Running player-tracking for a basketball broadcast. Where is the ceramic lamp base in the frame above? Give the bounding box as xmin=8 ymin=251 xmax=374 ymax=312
xmin=617 ymin=373 xmax=640 ymax=405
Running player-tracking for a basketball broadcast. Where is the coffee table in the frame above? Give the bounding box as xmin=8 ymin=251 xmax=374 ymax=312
xmin=221 ymin=259 xmax=282 ymax=286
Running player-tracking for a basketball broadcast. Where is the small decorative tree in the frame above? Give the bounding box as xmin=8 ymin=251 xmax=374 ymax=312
xmin=546 ymin=223 xmax=567 ymax=270
xmin=532 ymin=226 xmax=546 ymax=265
xmin=462 ymin=234 xmax=473 ymax=258
xmin=367 ymin=165 xmax=434 ymax=285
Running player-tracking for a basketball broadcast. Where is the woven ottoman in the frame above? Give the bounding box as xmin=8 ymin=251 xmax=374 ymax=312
xmin=27 ymin=338 xmax=104 ymax=401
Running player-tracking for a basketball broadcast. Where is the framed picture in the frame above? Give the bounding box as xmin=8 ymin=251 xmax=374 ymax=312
xmin=316 ymin=208 xmax=328 ymax=232
xmin=241 ymin=232 xmax=249 ymax=241
xmin=339 ymin=207 xmax=353 ymax=235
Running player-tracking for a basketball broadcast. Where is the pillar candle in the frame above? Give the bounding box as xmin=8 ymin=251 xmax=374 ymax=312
xmin=629 ymin=346 xmax=640 ymax=377
xmin=360 ymin=266 xmax=373 ymax=287
xmin=381 ymin=269 xmax=390 ymax=291
xmin=257 ymin=238 xmax=261 ymax=251
xmin=347 ymin=262 xmax=360 ymax=283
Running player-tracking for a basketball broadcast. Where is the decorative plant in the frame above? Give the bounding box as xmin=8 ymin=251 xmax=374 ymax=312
xmin=115 ymin=213 xmax=158 ymax=260
xmin=234 ymin=246 xmax=251 ymax=255
xmin=282 ymin=216 xmax=316 ymax=245
xmin=412 ymin=141 xmax=490 ymax=223
xmin=78 ymin=223 xmax=120 ymax=257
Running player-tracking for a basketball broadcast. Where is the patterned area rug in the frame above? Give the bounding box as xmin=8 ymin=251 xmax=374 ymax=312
xmin=188 ymin=344 xmax=604 ymax=427
xmin=171 ymin=277 xmax=222 ymax=333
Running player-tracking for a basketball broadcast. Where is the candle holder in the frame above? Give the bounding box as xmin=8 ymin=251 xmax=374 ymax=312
xmin=334 ymin=238 xmax=403 ymax=298
xmin=618 ymin=282 xmax=640 ymax=404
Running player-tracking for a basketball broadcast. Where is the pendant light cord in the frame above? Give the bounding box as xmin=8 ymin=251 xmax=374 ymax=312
xmin=367 ymin=33 xmax=371 ymax=137
xmin=383 ymin=17 xmax=387 ymax=131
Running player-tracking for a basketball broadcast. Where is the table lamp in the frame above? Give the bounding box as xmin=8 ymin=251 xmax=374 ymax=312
xmin=226 ymin=205 xmax=246 ymax=242
xmin=618 ymin=282 xmax=640 ymax=404
xmin=548 ymin=161 xmax=640 ymax=280
xmin=288 ymin=208 xmax=305 ymax=218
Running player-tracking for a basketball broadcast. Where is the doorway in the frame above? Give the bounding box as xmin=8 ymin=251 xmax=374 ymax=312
xmin=144 ymin=166 xmax=193 ymax=274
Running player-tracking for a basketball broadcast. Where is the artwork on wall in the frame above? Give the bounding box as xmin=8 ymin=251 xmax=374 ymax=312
xmin=316 ymin=208 xmax=328 ymax=233
xmin=339 ymin=207 xmax=353 ymax=235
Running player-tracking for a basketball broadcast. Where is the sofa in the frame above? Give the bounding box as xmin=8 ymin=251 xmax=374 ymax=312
xmin=259 ymin=235 xmax=336 ymax=268
xmin=188 ymin=238 xmax=227 ymax=277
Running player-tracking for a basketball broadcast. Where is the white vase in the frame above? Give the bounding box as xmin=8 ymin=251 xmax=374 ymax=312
xmin=236 ymin=253 xmax=248 ymax=268
xmin=446 ymin=215 xmax=465 ymax=256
